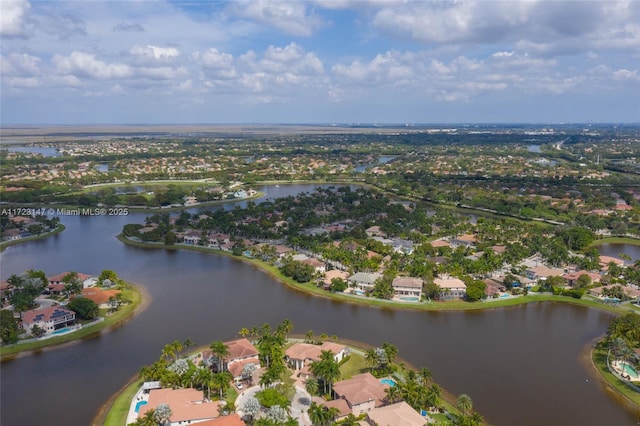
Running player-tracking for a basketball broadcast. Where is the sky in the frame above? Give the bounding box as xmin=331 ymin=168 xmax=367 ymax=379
xmin=1 ymin=0 xmax=639 ymax=125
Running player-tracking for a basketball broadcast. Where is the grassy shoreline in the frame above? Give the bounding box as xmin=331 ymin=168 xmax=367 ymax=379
xmin=117 ymin=235 xmax=635 ymax=316
xmin=0 ymin=281 xmax=147 ymax=359
xmin=0 ymin=224 xmax=65 ymax=252
xmin=590 ymin=237 xmax=640 ymax=247
xmin=590 ymin=343 xmax=640 ymax=410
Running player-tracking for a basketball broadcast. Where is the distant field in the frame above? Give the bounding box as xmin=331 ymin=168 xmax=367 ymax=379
xmin=0 ymin=124 xmax=428 ymax=143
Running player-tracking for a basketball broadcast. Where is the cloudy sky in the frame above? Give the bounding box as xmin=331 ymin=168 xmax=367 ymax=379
xmin=1 ymin=0 xmax=639 ymax=124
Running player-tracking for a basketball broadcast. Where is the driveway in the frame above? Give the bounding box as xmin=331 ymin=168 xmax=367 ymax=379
xmin=234 ymin=384 xmax=312 ymax=425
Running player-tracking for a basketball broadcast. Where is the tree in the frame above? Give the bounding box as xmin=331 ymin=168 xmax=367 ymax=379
xmin=242 ymin=363 xmax=257 ymax=385
xmin=210 ymin=340 xmax=230 ymax=373
xmin=266 ymin=405 xmax=288 ymax=424
xmin=212 ymin=371 xmax=233 ymax=400
xmin=154 ymin=403 xmax=172 ymax=425
xmin=310 ymin=350 xmax=341 ymax=395
xmin=67 ymin=297 xmax=99 ymax=320
xmin=241 ymin=396 xmax=260 ymax=422
xmin=329 ymin=278 xmax=348 ymax=292
xmin=456 ymin=394 xmax=473 ymax=417
xmin=305 ymin=377 xmax=319 ymax=396
xmin=575 ymin=274 xmax=592 ymax=289
xmin=31 ymin=324 xmax=46 ymax=338
xmin=0 ymin=310 xmax=19 ymax=344
xmin=308 ymin=402 xmax=331 ymax=426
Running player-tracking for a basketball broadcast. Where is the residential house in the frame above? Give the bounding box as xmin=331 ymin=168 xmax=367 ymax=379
xmin=599 ymin=255 xmax=625 ymax=272
xmin=366 ymin=401 xmax=428 ymax=426
xmin=323 ymin=270 xmax=350 ymax=287
xmin=452 ymin=234 xmax=477 ymax=248
xmin=137 ymin=388 xmax=220 ymax=426
xmin=391 ymin=277 xmax=423 ymax=300
xmin=365 ymin=226 xmax=386 ymax=238
xmin=348 ymin=272 xmax=382 ymax=294
xmin=22 ymin=305 xmax=76 ymax=334
xmin=434 ymin=277 xmax=467 ymax=300
xmin=302 ymin=257 xmax=326 ymax=274
xmin=78 ymin=288 xmax=121 ymax=308
xmin=589 ymin=285 xmax=640 ymax=300
xmin=482 ymin=278 xmax=506 ymax=297
xmin=205 ymin=338 xmax=260 ymax=382
xmin=183 ymin=230 xmax=201 ymax=245
xmin=48 ymin=272 xmax=93 ymax=288
xmin=524 ymin=266 xmax=564 ymax=281
xmin=196 ymin=414 xmax=246 ymax=426
xmin=285 ymin=342 xmax=349 ymax=373
xmin=332 ymin=373 xmax=389 ymax=416
xmin=0 ymin=280 xmax=14 ymax=303
xmin=562 ymin=271 xmax=601 ymax=287
xmin=429 ymin=239 xmax=450 ymax=249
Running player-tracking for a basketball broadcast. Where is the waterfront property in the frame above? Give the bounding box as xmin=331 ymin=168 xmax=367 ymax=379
xmin=434 ymin=277 xmax=467 ymax=300
xmin=137 ymin=388 xmax=220 ymax=425
xmin=392 ymin=277 xmax=423 ymax=301
xmin=203 ymin=338 xmax=260 ymax=382
xmin=331 ymin=372 xmax=390 ymax=416
xmin=21 ymin=305 xmax=76 ymax=335
xmin=285 ymin=341 xmax=349 ymax=374
xmin=348 ymin=272 xmax=382 ymax=294
xmin=366 ymin=401 xmax=428 ymax=426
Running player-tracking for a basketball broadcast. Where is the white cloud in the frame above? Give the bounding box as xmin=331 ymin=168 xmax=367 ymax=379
xmin=129 ymin=45 xmax=180 ymax=62
xmin=1 ymin=53 xmax=41 ymax=76
xmin=1 ymin=0 xmax=32 ymax=37
xmin=53 ymin=51 xmax=131 ymax=80
xmin=229 ymin=0 xmax=325 ymax=36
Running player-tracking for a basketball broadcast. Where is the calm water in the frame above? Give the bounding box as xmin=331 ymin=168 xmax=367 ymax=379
xmin=1 ymin=186 xmax=638 ymax=426
xmin=3 ymin=146 xmax=61 ymax=157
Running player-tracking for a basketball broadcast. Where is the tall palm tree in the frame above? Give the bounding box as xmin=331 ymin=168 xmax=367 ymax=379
xmin=364 ymin=348 xmax=377 ymax=373
xmin=456 ymin=393 xmax=473 ymax=417
xmin=418 ymin=367 xmax=432 ymax=386
xmin=194 ymin=367 xmax=213 ymax=398
xmin=305 ymin=329 xmax=314 ymax=343
xmin=212 ymin=371 xmax=232 ymax=400
xmin=209 ymin=341 xmax=230 ymax=373
xmin=238 ymin=327 xmax=250 ymax=338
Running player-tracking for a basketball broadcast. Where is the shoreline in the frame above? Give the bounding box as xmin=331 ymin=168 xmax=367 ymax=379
xmin=118 ymin=235 xmax=637 ymax=316
xmin=0 ymin=281 xmax=149 ymax=360
xmin=582 ymin=336 xmax=640 ymax=414
xmin=0 ymin=224 xmax=66 ymax=252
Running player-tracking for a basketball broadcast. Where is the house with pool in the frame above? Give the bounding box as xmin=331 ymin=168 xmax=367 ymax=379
xmin=285 ymin=341 xmax=349 ymax=376
xmin=21 ymin=305 xmax=76 ymax=335
xmin=348 ymin=272 xmax=382 ymax=294
xmin=434 ymin=277 xmax=467 ymax=300
xmin=331 ymin=372 xmax=390 ymax=416
xmin=392 ymin=277 xmax=423 ymax=301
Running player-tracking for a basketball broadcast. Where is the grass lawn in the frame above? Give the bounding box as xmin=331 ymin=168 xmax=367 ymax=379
xmin=590 ymin=237 xmax=640 ymax=247
xmin=0 ymin=283 xmax=143 ymax=358
xmin=592 ymin=345 xmax=640 ymax=408
xmin=339 ymin=352 xmax=369 ymax=379
xmin=99 ymin=377 xmax=143 ymax=426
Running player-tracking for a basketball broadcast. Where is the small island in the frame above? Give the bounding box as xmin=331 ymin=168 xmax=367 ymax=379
xmin=103 ymin=320 xmax=480 ymax=426
xmin=0 ymin=269 xmax=142 ymax=358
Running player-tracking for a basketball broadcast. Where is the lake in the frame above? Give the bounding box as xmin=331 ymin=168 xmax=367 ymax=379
xmin=0 ymin=185 xmax=638 ymax=426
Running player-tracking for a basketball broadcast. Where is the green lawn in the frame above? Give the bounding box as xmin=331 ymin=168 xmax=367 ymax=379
xmin=590 ymin=237 xmax=640 ymax=247
xmin=100 ymin=377 xmax=143 ymax=426
xmin=592 ymin=345 xmax=640 ymax=407
xmin=339 ymin=352 xmax=369 ymax=379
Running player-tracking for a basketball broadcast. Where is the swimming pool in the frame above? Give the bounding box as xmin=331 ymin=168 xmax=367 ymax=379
xmin=623 ymin=363 xmax=639 ymax=379
xmin=51 ymin=327 xmax=73 ymax=335
xmin=135 ymin=400 xmax=148 ymax=413
xmin=380 ymin=378 xmax=396 ymax=387
xmin=399 ymin=297 xmax=419 ymax=302
xmin=500 ymin=293 xmax=510 ymax=298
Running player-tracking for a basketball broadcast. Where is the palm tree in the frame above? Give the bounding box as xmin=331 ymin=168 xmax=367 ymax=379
xmin=308 ymin=402 xmax=331 ymax=426
xmin=385 ymin=384 xmax=402 ymax=404
xmin=209 ymin=341 xmax=230 ymax=373
xmin=277 ymin=319 xmax=293 ymax=340
xmin=365 ymin=348 xmax=378 ymax=373
xmin=418 ymin=367 xmax=432 ymax=386
xmin=212 ymin=371 xmax=233 ymax=400
xmin=304 ymin=329 xmax=314 ymax=343
xmin=238 ymin=327 xmax=250 ymax=338
xmin=456 ymin=393 xmax=473 ymax=417
xmin=305 ymin=377 xmax=319 ymax=396
xmin=194 ymin=367 xmax=213 ymax=398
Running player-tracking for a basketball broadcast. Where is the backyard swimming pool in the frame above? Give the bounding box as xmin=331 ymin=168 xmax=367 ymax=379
xmin=622 ymin=363 xmax=639 ymax=380
xmin=380 ymin=378 xmax=396 ymax=387
xmin=51 ymin=327 xmax=74 ymax=335
xmin=134 ymin=400 xmax=148 ymax=413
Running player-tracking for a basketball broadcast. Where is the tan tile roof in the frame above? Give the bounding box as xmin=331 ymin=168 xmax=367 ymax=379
xmin=366 ymin=401 xmax=427 ymax=426
xmin=285 ymin=342 xmax=347 ymax=362
xmin=79 ymin=288 xmax=121 ymax=305
xmin=332 ymin=373 xmax=388 ymax=407
xmin=392 ymin=277 xmax=423 ymax=289
xmin=434 ymin=277 xmax=466 ymax=289
xmin=138 ymin=388 xmax=219 ymax=423
xmin=323 ymin=398 xmax=351 ymax=417
xmin=224 ymin=338 xmax=259 ymax=361
xmin=196 ymin=414 xmax=246 ymax=426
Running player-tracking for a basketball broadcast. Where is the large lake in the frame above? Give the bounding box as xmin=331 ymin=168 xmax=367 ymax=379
xmin=1 ymin=185 xmax=638 ymax=425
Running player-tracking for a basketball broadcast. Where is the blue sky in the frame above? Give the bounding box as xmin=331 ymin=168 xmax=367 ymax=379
xmin=1 ymin=0 xmax=639 ymax=124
